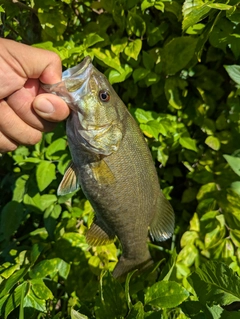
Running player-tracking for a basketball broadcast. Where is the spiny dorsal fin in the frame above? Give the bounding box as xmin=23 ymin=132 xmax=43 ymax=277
xmin=90 ymin=160 xmax=116 ymax=186
xmin=86 ymin=219 xmax=115 ymax=246
xmin=57 ymin=161 xmax=79 ymax=196
xmin=149 ymin=193 xmax=175 ymax=242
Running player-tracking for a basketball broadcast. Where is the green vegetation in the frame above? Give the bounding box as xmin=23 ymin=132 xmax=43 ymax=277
xmin=1 ymin=0 xmax=240 ymax=318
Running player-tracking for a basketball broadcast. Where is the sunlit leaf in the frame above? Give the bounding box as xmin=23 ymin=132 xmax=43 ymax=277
xmin=190 ymin=261 xmax=240 ymax=306
xmin=124 ymin=39 xmax=142 ymax=60
xmin=36 ymin=161 xmax=56 ymax=192
xmin=224 ymin=65 xmax=240 ymax=85
xmin=179 ymin=136 xmax=198 ymax=152
xmin=205 ymin=136 xmax=221 ymax=151
xmin=145 ymin=281 xmax=189 ymax=308
xmin=223 ymin=154 xmax=240 ymax=176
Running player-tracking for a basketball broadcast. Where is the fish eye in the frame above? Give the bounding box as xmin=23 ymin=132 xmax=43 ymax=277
xmin=99 ymin=90 xmax=110 ymax=102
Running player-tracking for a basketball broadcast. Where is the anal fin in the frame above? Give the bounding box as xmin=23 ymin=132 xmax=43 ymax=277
xmin=57 ymin=161 xmax=79 ymax=196
xmin=149 ymin=193 xmax=175 ymax=242
xmin=86 ymin=219 xmax=115 ymax=246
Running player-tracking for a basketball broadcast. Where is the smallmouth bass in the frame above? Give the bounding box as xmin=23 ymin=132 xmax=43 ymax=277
xmin=43 ymin=57 xmax=174 ymax=278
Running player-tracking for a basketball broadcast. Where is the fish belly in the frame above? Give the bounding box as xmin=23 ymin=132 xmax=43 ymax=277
xmin=76 ymin=115 xmax=160 ymax=277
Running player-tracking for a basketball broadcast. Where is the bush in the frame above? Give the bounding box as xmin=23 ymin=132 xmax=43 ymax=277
xmin=0 ymin=0 xmax=240 ymax=318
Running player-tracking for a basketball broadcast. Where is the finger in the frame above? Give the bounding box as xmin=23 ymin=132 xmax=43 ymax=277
xmin=1 ymin=39 xmax=62 ymax=84
xmin=6 ymin=80 xmax=69 ymax=132
xmin=6 ymin=79 xmax=47 ymax=131
xmin=33 ymin=93 xmax=70 ymax=123
xmin=0 ymin=99 xmax=43 ymax=146
xmin=0 ymin=131 xmax=18 ymax=153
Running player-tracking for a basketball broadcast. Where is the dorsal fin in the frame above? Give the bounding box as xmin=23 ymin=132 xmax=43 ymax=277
xmin=149 ymin=193 xmax=175 ymax=242
xmin=57 ymin=161 xmax=79 ymax=196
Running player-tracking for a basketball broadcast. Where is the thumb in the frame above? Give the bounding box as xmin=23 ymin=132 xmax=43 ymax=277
xmin=33 ymin=94 xmax=70 ymax=122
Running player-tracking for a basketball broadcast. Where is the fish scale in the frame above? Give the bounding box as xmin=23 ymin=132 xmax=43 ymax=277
xmin=42 ymin=56 xmax=175 ymax=278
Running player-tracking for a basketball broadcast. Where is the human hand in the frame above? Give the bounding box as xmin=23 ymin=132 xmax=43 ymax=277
xmin=0 ymin=38 xmax=70 ymax=153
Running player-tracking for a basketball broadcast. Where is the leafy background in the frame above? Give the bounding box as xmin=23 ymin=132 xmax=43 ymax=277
xmin=0 ymin=0 xmax=240 ymax=318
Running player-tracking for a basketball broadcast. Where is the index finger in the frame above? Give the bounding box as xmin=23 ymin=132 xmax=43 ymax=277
xmin=0 ymin=39 xmax=63 ymax=98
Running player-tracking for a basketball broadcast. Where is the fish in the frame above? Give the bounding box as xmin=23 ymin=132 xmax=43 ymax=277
xmin=42 ymin=56 xmax=175 ymax=279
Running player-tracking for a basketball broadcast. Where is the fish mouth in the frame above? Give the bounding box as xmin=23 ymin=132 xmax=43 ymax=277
xmin=41 ymin=56 xmax=93 ymax=108
xmin=62 ymin=56 xmax=92 ymax=79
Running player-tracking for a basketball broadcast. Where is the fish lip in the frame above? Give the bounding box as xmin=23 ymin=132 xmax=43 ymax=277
xmin=41 ymin=56 xmax=93 ymax=108
xmin=62 ymin=56 xmax=92 ymax=79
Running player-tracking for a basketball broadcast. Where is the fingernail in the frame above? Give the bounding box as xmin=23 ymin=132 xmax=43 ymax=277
xmin=35 ymin=98 xmax=55 ymax=114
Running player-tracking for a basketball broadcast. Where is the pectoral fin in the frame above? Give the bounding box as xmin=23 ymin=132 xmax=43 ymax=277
xmin=57 ymin=161 xmax=79 ymax=195
xmin=90 ymin=160 xmax=116 ymax=186
xmin=149 ymin=193 xmax=175 ymax=242
xmin=86 ymin=219 xmax=115 ymax=246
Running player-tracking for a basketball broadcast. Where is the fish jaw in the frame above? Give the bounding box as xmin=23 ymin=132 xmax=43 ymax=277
xmin=41 ymin=56 xmax=93 ymax=109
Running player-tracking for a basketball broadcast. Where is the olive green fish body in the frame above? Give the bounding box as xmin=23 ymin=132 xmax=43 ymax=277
xmin=43 ymin=57 xmax=174 ymax=278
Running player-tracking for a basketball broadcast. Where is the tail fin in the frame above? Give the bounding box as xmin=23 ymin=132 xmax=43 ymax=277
xmin=149 ymin=193 xmax=175 ymax=242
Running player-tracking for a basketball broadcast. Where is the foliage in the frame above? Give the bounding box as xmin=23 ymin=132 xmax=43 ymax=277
xmin=0 ymin=0 xmax=240 ymax=317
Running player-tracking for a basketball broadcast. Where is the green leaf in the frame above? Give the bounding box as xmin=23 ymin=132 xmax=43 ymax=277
xmin=111 ymin=37 xmax=128 ymax=55
xmin=31 ymin=279 xmax=53 ymax=300
xmin=127 ymin=301 xmax=145 ymax=319
xmin=133 ymin=108 xmax=156 ymax=123
xmin=140 ymin=120 xmax=166 ymax=139
xmin=141 ymin=0 xmax=155 ymax=12
xmin=223 ymin=154 xmax=240 ymax=176
xmin=84 ymin=33 xmax=104 ymax=48
xmin=145 ymin=281 xmax=189 ymax=308
xmin=230 ymin=181 xmax=240 ymax=196
xmin=147 ymin=24 xmax=164 ymax=46
xmin=190 ymin=260 xmax=240 ymax=306
xmin=224 ymin=65 xmax=240 ymax=85
xmin=179 ymin=136 xmax=198 ymax=152
xmin=164 ymin=77 xmax=183 ymax=109
xmin=125 ymin=270 xmax=138 ymax=309
xmin=126 ymin=11 xmax=146 ymax=37
xmin=38 ymin=9 xmax=67 ymax=40
xmin=30 ymin=243 xmax=45 ymax=265
xmin=142 ymin=51 xmax=155 ymax=70
xmin=23 ymin=287 xmax=46 ymax=312
xmin=207 ymin=3 xmax=232 ymax=11
xmin=12 ymin=174 xmax=29 ymax=202
xmin=133 ymin=67 xmax=150 ymax=83
xmin=29 ymin=258 xmax=70 ymax=280
xmin=144 ymin=72 xmax=160 ymax=87
xmin=4 ymin=282 xmax=27 ymax=319
xmin=163 ymin=37 xmax=198 ymax=75
xmin=182 ymin=1 xmax=212 ymax=31
xmin=36 ymin=160 xmax=56 ymax=192
xmin=0 ymin=267 xmax=28 ymax=298
xmin=107 ymin=64 xmax=133 ymax=84
xmin=154 ymin=0 xmax=165 ymax=12
xmin=205 ymin=136 xmax=221 ymax=151
xmin=71 ymin=309 xmax=89 ymax=319
xmin=124 ymin=39 xmax=142 ymax=60
xmin=45 ymin=138 xmax=67 ymax=159
xmin=40 ymin=194 xmax=57 ymax=211
xmin=0 ymin=201 xmax=24 ymax=240
xmin=94 ymin=272 xmax=127 ymax=319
